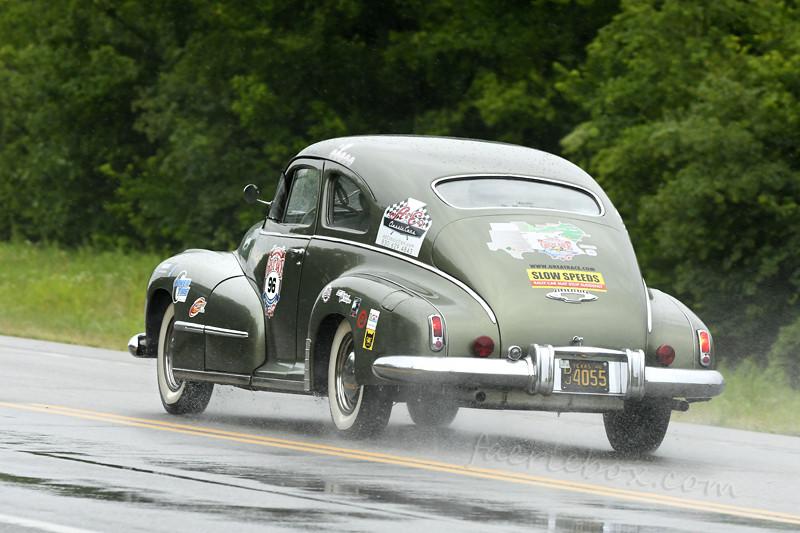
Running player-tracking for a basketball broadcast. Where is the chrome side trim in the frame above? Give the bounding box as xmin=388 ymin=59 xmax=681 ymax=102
xmin=644 ymin=279 xmax=652 ymax=333
xmin=313 ymin=235 xmax=497 ymax=324
xmin=258 ymin=231 xmax=312 ymax=240
xmin=251 ymin=376 xmax=307 ymax=392
xmin=173 ymin=321 xmax=204 ymax=334
xmin=304 ymin=338 xmax=312 ymax=392
xmin=173 ymin=369 xmax=251 ymax=386
xmin=174 ymin=321 xmax=249 ymax=338
xmin=430 ymin=174 xmax=606 ymax=217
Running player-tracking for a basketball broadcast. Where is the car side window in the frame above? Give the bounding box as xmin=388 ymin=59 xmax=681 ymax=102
xmin=283 ymin=168 xmax=320 ymax=225
xmin=329 ymin=174 xmax=370 ymax=232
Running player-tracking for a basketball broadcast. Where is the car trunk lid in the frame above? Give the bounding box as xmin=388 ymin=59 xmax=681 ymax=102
xmin=431 ymin=216 xmax=648 ymax=355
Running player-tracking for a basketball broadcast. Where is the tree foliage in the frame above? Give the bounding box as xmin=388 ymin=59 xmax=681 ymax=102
xmin=560 ymin=0 xmax=800 ymax=362
xmin=4 ymin=0 xmax=800 ymax=370
xmin=0 ymin=0 xmax=618 ymax=250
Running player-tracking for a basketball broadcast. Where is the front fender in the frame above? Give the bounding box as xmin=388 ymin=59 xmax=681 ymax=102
xmin=145 ymin=250 xmax=247 ymax=368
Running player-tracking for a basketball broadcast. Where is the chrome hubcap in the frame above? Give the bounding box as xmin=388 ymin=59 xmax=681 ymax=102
xmin=164 ymin=321 xmax=182 ymax=392
xmin=335 ymin=333 xmax=360 ymax=414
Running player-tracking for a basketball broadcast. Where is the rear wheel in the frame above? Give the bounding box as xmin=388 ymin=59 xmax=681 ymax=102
xmin=603 ymin=399 xmax=671 ymax=455
xmin=157 ymin=303 xmax=214 ymax=415
xmin=406 ymin=394 xmax=459 ymax=427
xmin=328 ymin=319 xmax=392 ymax=438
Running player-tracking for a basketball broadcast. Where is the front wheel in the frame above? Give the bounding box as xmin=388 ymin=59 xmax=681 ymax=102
xmin=157 ymin=303 xmax=214 ymax=415
xmin=328 ymin=319 xmax=392 ymax=438
xmin=603 ymin=399 xmax=671 ymax=455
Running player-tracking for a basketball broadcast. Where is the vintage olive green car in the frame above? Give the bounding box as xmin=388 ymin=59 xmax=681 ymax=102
xmin=128 ymin=135 xmax=725 ymax=454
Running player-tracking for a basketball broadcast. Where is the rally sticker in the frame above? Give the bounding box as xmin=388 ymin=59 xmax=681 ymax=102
xmin=350 ymin=297 xmax=361 ymax=318
xmin=527 ymin=268 xmax=606 ymax=292
xmin=263 ymin=246 xmax=286 ymax=318
xmin=321 ymin=285 xmax=332 ymax=303
xmin=172 ymin=271 xmax=192 ymax=303
xmin=375 ymin=198 xmax=433 ymax=258
xmin=488 ymin=222 xmax=594 ymax=261
xmin=156 ymin=262 xmax=173 ymax=276
xmin=189 ymin=297 xmax=206 ymax=317
xmin=363 ymin=309 xmax=380 ymax=350
xmin=336 ymin=289 xmax=352 ymax=304
xmin=329 ymin=143 xmax=355 ymax=167
xmin=357 ymin=310 xmax=368 ymax=328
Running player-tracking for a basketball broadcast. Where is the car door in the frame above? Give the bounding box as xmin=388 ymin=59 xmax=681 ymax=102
xmin=245 ymin=159 xmax=322 ymax=377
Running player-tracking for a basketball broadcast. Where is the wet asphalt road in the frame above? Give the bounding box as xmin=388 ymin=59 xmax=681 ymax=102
xmin=1 ymin=335 xmax=799 ymax=533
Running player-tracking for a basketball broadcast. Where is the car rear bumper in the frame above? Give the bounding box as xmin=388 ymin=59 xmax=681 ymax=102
xmin=372 ymin=344 xmax=725 ymax=401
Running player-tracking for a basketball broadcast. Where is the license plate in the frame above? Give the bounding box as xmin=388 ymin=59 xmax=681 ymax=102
xmin=560 ymin=359 xmax=609 ymax=393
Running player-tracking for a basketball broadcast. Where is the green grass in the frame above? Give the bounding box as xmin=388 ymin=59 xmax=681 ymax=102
xmin=0 ymin=241 xmax=161 ymax=350
xmin=673 ymin=360 xmax=800 ymax=436
xmin=1 ymin=241 xmax=797 ymax=436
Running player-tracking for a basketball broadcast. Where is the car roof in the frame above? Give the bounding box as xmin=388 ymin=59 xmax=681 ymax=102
xmin=295 ymin=136 xmax=621 ymax=236
xmin=297 ymin=135 xmax=601 ymax=193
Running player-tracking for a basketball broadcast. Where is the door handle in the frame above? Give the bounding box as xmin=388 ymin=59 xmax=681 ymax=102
xmin=288 ymin=248 xmax=305 ymax=255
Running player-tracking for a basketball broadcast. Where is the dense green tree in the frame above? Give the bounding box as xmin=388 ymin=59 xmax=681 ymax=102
xmin=1 ymin=0 xmax=619 ymax=250
xmin=560 ymin=0 xmax=800 ymax=365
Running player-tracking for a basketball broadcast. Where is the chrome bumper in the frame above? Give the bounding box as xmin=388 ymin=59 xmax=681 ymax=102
xmin=372 ymin=344 xmax=725 ymax=401
xmin=127 ymin=333 xmax=149 ymax=358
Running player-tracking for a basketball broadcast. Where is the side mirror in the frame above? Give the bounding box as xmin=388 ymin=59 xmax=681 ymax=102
xmin=243 ymin=184 xmax=271 ymax=206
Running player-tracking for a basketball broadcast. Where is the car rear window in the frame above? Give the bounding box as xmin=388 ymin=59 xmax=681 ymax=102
xmin=434 ymin=177 xmax=602 ymax=215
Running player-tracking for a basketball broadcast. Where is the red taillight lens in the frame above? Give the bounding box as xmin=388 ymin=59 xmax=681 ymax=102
xmin=431 ymin=316 xmax=442 ymax=337
xmin=698 ymin=329 xmax=711 ymax=366
xmin=474 ymin=336 xmax=494 ymax=357
xmin=656 ymin=345 xmax=675 ymax=366
xmin=428 ymin=314 xmax=444 ymax=352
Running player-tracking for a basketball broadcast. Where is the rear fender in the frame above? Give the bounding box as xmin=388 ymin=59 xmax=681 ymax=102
xmin=306 ymin=275 xmax=435 ymax=389
xmin=647 ymin=288 xmax=712 ymax=369
xmin=306 ymin=273 xmax=500 ymax=389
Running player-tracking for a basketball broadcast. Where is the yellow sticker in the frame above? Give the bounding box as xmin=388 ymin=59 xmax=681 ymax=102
xmin=363 ymin=328 xmax=376 ymax=350
xmin=527 ymin=269 xmax=606 ymax=292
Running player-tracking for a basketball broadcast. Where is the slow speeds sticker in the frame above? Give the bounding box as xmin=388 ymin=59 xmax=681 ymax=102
xmin=527 ymin=268 xmax=606 ymax=292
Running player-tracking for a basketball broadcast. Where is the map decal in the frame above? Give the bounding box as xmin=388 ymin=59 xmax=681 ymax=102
xmin=487 ymin=222 xmax=593 ymax=261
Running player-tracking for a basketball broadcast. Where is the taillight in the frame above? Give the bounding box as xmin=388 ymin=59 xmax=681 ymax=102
xmin=656 ymin=345 xmax=675 ymax=366
xmin=473 ymin=336 xmax=494 ymax=357
xmin=698 ymin=329 xmax=711 ymax=366
xmin=428 ymin=314 xmax=444 ymax=352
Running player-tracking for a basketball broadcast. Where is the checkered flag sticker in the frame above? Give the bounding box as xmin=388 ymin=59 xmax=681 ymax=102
xmin=385 ymin=198 xmax=432 ymax=232
xmin=376 ymin=197 xmax=434 ymax=257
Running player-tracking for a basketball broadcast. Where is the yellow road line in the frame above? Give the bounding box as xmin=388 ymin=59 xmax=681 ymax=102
xmin=2 ymin=401 xmax=799 ymax=525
